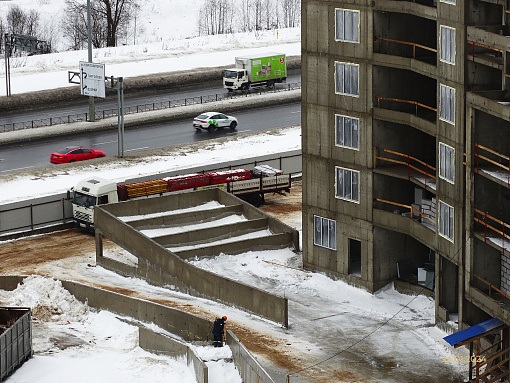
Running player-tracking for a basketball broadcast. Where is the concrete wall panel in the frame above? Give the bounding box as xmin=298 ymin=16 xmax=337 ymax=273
xmin=139 ymin=328 xmax=209 ymax=383
xmin=226 ymin=330 xmax=275 ymax=383
xmin=61 ymin=281 xmax=212 ymax=342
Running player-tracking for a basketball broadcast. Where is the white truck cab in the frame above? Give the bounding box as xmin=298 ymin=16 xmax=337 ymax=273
xmin=69 ymin=177 xmax=118 ymax=230
xmin=223 ymin=68 xmax=249 ymax=91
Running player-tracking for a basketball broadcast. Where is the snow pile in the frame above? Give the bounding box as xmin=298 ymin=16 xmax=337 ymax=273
xmin=5 ymin=275 xmax=89 ymax=323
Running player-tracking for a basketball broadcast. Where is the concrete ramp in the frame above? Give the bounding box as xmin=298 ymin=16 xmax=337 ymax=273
xmin=94 ymin=188 xmax=299 ymax=327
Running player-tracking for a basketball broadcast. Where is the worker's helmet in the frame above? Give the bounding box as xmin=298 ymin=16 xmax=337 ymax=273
xmin=222 ymin=316 xmax=227 ymax=321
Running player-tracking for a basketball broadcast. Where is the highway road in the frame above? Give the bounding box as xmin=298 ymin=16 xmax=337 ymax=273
xmin=0 ymin=73 xmax=301 ymax=126
xmin=0 ymin=102 xmax=301 ymax=174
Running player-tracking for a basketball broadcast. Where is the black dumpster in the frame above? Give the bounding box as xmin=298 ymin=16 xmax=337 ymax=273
xmin=0 ymin=307 xmax=32 ymax=381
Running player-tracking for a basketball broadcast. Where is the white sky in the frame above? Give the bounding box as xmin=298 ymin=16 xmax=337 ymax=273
xmin=0 ymin=1 xmax=473 ymax=382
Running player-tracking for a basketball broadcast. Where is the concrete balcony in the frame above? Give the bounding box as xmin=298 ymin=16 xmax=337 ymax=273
xmin=467 ymin=283 xmax=510 ymax=325
xmin=373 ymin=208 xmax=438 ymax=250
xmin=467 ymin=91 xmax=510 ymax=121
xmin=373 ymin=106 xmax=437 ymax=136
xmin=374 ymin=0 xmax=437 ymax=16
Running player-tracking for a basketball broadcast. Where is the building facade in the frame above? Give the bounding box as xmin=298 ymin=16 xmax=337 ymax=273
xmin=301 ymin=0 xmax=510 ymax=340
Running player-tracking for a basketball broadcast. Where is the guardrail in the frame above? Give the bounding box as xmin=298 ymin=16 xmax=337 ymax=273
xmin=0 ymin=82 xmax=302 ymax=133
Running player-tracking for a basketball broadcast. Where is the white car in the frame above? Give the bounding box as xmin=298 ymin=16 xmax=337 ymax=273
xmin=193 ymin=112 xmax=238 ymax=132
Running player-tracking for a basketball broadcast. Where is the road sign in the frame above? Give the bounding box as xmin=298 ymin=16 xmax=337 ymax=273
xmin=79 ymin=61 xmax=106 ymax=98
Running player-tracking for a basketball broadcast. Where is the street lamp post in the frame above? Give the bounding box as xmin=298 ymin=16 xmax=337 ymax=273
xmin=87 ymin=0 xmax=95 ymax=122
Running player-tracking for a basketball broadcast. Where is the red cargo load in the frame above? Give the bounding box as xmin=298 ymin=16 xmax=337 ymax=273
xmin=164 ymin=173 xmax=210 ymax=191
xmin=207 ymin=168 xmax=252 ymax=185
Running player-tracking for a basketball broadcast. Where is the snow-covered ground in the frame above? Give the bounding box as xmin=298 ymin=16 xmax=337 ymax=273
xmin=0 ymin=1 xmax=473 ymax=382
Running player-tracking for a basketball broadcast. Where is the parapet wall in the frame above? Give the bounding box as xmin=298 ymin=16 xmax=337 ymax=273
xmin=61 ymin=280 xmax=212 ymax=342
xmin=226 ymin=330 xmax=276 ymax=383
xmin=139 ymin=327 xmax=208 ymax=383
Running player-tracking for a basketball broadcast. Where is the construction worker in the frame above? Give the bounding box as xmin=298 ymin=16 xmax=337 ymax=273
xmin=212 ymin=315 xmax=227 ymax=347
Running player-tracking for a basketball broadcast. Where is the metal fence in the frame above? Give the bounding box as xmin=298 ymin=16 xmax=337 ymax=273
xmin=0 ymin=151 xmax=302 ymax=239
xmin=0 ymin=82 xmax=301 ymax=133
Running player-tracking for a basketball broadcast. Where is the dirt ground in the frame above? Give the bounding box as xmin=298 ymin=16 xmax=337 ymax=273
xmin=0 ymin=181 xmax=324 ymax=382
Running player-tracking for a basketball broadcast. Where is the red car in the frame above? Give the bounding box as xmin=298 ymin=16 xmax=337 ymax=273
xmin=50 ymin=146 xmax=106 ymax=164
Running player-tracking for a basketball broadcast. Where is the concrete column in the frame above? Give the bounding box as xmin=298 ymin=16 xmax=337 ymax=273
xmin=95 ymin=230 xmax=103 ymax=259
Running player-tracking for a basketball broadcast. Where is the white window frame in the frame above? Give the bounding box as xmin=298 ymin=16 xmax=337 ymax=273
xmin=439 ymin=142 xmax=455 ymax=184
xmin=440 ymin=25 xmax=455 ymax=65
xmin=335 ymin=9 xmax=360 ymax=43
xmin=438 ymin=200 xmax=454 ymax=242
xmin=313 ymin=215 xmax=337 ymax=250
xmin=335 ymin=62 xmax=359 ymax=97
xmin=335 ymin=167 xmax=360 ymax=203
xmin=335 ymin=114 xmax=360 ymax=150
xmin=440 ymin=0 xmax=456 ymax=6
xmin=439 ymin=84 xmax=455 ymax=125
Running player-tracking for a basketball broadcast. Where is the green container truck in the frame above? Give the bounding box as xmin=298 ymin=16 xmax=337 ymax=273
xmin=223 ymin=53 xmax=287 ymax=91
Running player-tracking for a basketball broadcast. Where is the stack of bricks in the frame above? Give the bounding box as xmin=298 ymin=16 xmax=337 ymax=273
xmin=501 ymin=254 xmax=510 ymax=295
xmin=421 ymin=198 xmax=436 ymax=227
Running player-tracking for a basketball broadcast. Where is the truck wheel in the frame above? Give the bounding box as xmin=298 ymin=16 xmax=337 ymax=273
xmin=230 ymin=121 xmax=237 ymax=130
xmin=241 ymin=83 xmax=249 ymax=91
xmin=208 ymin=124 xmax=215 ymax=132
xmin=267 ymin=80 xmax=275 ymax=88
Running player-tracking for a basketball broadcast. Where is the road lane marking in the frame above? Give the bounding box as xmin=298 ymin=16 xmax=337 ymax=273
xmin=125 ymin=147 xmax=150 ymax=152
xmin=95 ymin=140 xmax=116 ymax=145
xmin=1 ymin=166 xmax=33 ymax=173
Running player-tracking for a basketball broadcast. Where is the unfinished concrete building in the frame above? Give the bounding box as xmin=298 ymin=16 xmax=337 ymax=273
xmin=302 ymin=0 xmax=510 ymax=377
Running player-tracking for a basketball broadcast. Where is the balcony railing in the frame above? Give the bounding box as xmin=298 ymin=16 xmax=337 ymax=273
xmin=468 ymin=40 xmax=503 ymax=61
xmin=373 ymin=147 xmax=436 ymax=190
xmin=375 ymin=198 xmax=435 ymax=225
xmin=473 ymin=274 xmax=510 ymax=303
xmin=374 ymin=36 xmax=437 ymax=63
xmin=475 ymin=143 xmax=510 ymax=189
xmin=376 ymin=96 xmax=437 ymax=122
xmin=474 ymin=208 xmax=510 ymax=252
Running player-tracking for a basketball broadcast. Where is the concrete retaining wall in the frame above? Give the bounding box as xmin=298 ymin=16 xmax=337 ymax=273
xmin=0 ymin=276 xmax=25 ymax=291
xmin=95 ymin=189 xmax=290 ymax=327
xmin=61 ymin=281 xmax=212 ymax=342
xmin=226 ymin=330 xmax=276 ymax=383
xmin=139 ymin=327 xmax=208 ymax=383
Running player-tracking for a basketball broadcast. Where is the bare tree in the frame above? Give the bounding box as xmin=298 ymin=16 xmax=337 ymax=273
xmin=5 ymin=5 xmax=40 ymax=36
xmin=0 ymin=20 xmax=4 ymax=54
xmin=280 ymin=0 xmax=300 ymax=28
xmin=62 ymin=0 xmax=136 ymax=48
xmin=197 ymin=0 xmax=234 ymax=36
xmin=238 ymin=0 xmax=252 ymax=33
xmin=94 ymin=0 xmax=134 ymax=47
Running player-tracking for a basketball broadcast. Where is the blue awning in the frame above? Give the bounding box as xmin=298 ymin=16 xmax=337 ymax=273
xmin=443 ymin=318 xmax=505 ymax=347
